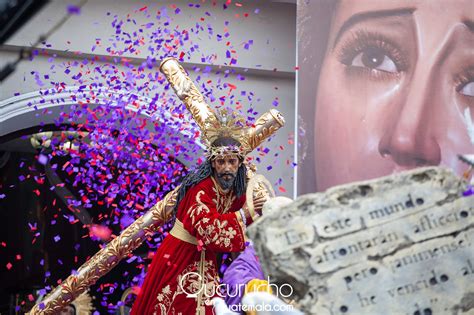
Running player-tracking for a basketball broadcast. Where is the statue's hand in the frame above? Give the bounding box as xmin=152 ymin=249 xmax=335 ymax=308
xmin=253 ymin=193 xmax=269 ymax=216
xmin=245 ymin=174 xmax=275 ymax=221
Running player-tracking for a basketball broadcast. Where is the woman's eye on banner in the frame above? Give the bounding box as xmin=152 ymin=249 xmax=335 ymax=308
xmin=337 ymin=31 xmax=408 ymax=80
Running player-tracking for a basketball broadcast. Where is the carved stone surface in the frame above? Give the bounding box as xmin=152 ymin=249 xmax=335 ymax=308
xmin=248 ymin=167 xmax=474 ymax=315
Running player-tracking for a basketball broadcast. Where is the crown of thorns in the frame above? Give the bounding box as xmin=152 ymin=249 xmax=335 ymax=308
xmin=206 ymin=144 xmax=245 ymax=160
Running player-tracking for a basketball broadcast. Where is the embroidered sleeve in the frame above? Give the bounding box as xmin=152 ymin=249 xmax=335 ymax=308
xmin=187 ymin=190 xmax=246 ymax=252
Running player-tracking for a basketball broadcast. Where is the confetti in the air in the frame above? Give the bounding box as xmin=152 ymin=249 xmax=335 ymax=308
xmin=2 ymin=1 xmax=288 ymax=311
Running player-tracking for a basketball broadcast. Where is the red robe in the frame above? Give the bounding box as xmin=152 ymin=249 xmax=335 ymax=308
xmin=131 ymin=176 xmax=247 ymax=315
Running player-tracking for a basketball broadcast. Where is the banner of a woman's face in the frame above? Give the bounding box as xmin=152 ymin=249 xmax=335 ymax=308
xmin=297 ymin=0 xmax=474 ymax=195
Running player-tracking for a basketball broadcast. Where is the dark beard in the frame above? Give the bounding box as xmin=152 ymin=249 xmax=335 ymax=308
xmin=216 ymin=172 xmax=236 ymax=190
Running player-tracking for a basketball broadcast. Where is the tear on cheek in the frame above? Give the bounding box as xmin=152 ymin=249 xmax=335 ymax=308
xmin=462 ymin=108 xmax=474 ymax=144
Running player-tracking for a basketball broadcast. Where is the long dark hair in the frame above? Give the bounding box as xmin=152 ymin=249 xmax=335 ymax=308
xmin=173 ymin=137 xmax=247 ymax=214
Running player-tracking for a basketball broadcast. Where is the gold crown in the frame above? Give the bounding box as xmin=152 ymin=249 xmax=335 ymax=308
xmin=204 ymin=109 xmax=245 ymax=143
xmin=160 ymin=57 xmax=285 ymax=157
xmin=202 ymin=109 xmax=247 ymax=158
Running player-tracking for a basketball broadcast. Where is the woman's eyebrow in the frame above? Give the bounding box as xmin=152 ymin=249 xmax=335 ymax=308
xmin=333 ymin=8 xmax=415 ymax=48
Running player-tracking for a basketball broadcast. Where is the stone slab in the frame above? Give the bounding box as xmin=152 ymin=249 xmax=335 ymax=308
xmin=248 ymin=167 xmax=474 ymax=314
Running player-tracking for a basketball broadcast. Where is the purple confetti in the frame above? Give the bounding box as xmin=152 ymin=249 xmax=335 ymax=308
xmin=38 ymin=154 xmax=48 ymax=165
xmin=67 ymin=4 xmax=81 ymax=15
